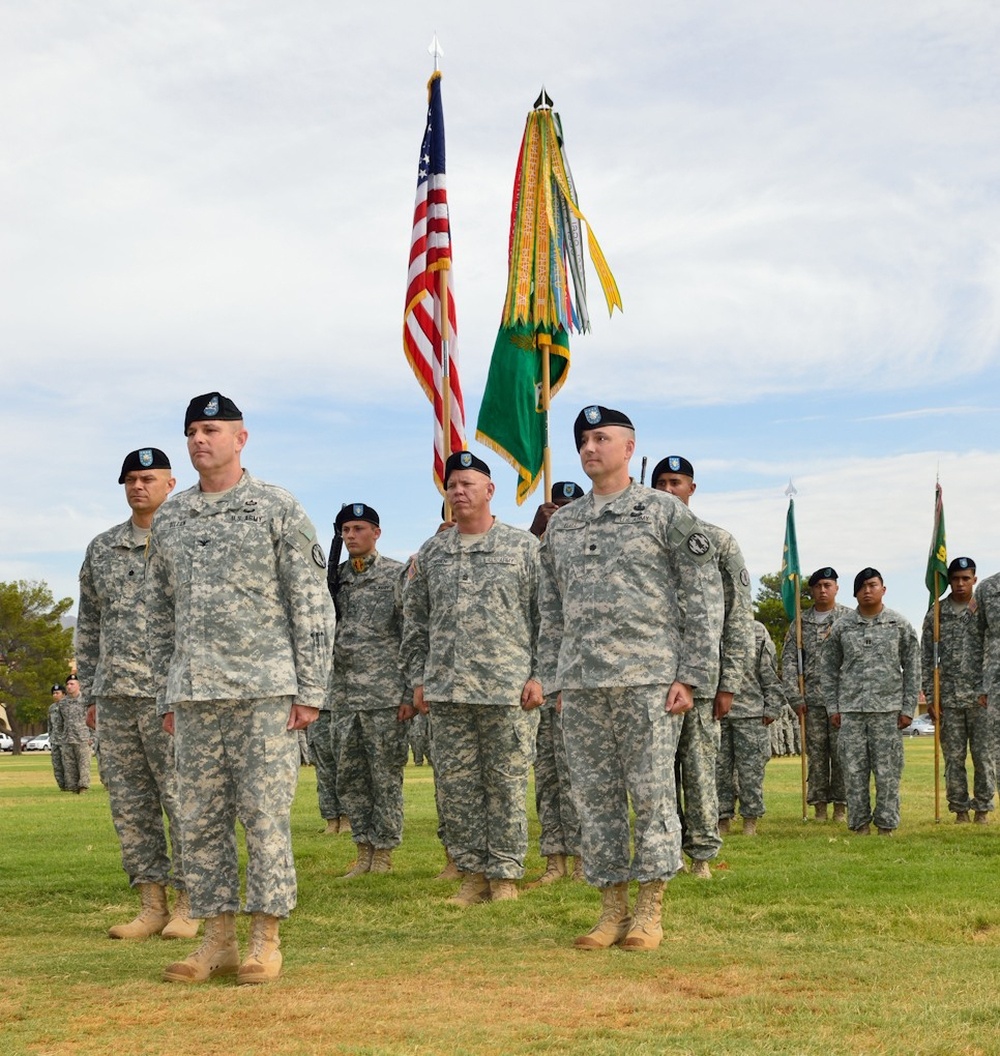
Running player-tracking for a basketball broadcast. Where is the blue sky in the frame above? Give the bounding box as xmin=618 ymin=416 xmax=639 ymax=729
xmin=2 ymin=1 xmax=999 ymax=631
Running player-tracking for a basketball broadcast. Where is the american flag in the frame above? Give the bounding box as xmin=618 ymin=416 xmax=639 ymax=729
xmin=403 ymin=71 xmax=466 ymax=495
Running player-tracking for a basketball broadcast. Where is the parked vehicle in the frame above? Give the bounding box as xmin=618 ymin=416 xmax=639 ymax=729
xmin=0 ymin=732 xmax=13 ymax=752
xmin=902 ymin=714 xmax=935 ymax=737
xmin=24 ymin=733 xmax=51 ymax=751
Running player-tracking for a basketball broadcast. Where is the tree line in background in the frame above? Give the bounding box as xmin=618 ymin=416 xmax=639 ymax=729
xmin=0 ymin=580 xmax=75 ymax=753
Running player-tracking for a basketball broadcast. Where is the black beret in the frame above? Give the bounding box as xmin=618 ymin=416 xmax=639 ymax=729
xmin=444 ymin=450 xmax=491 ymax=484
xmin=65 ymin=673 xmax=79 ymax=683
xmin=552 ymin=481 xmax=585 ymax=502
xmin=651 ymin=455 xmax=694 ymax=483
xmin=51 ymin=684 xmax=64 ymax=693
xmin=808 ymin=567 xmax=838 ymax=587
xmin=573 ymin=406 xmax=634 ymax=450
xmin=118 ymin=447 xmax=171 ymax=484
xmin=853 ymin=567 xmax=882 ymax=596
xmin=184 ymin=392 xmax=243 ymax=433
xmin=335 ymin=503 xmax=380 ymax=531
xmin=948 ymin=557 xmax=976 ymax=575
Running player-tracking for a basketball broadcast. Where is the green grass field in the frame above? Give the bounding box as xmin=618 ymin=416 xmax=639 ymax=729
xmin=2 ymin=741 xmax=999 ymax=1056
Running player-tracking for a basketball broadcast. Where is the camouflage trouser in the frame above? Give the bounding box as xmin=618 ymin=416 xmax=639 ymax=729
xmin=677 ymin=695 xmax=722 ymax=862
xmin=717 ymin=717 xmax=770 ymax=820
xmin=786 ymin=704 xmax=802 ymax=754
xmin=805 ymin=705 xmax=845 ymax=805
xmin=306 ymin=709 xmax=342 ymax=820
xmin=97 ymin=695 xmax=183 ymax=888
xmin=989 ymin=705 xmax=1000 ymax=801
xmin=429 ymin=702 xmax=536 ymax=879
xmin=427 ymin=715 xmax=447 ymax=848
xmin=533 ymin=706 xmax=581 ymax=858
xmin=837 ymin=712 xmax=903 ymax=831
xmin=940 ymin=705 xmax=995 ymax=814
xmin=561 ymin=685 xmax=683 ymax=888
xmin=335 ymin=708 xmax=408 ymax=849
xmin=173 ymin=697 xmax=299 ymax=919
xmin=409 ymin=712 xmax=430 ymax=764
xmin=62 ymin=740 xmax=92 ymax=792
xmin=50 ymin=744 xmax=67 ymax=791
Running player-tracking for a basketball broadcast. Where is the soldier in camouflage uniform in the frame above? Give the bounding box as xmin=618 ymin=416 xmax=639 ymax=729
xmin=717 ymin=621 xmax=786 ymax=835
xmin=822 ymin=568 xmax=920 ymax=835
xmin=401 ymin=451 xmax=542 ymax=905
xmin=147 ymin=392 xmax=334 ymax=986
xmin=526 ymin=481 xmax=586 ymax=888
xmin=48 ymin=685 xmax=67 ymax=791
xmin=76 ymin=447 xmax=197 ymax=941
xmin=974 ymin=569 xmax=1000 ymax=794
xmin=539 ymin=409 xmax=723 ymax=952
xmin=781 ymin=568 xmax=851 ymax=821
xmin=923 ymin=557 xmax=992 ymax=822
xmin=60 ymin=675 xmax=91 ymax=793
xmin=652 ymin=455 xmax=753 ymax=878
xmin=329 ymin=503 xmax=410 ymax=877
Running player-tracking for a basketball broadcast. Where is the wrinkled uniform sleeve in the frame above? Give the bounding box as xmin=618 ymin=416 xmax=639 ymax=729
xmin=714 ymin=529 xmax=755 ymax=695
xmin=821 ymin=618 xmax=845 ymax=716
xmin=669 ymin=510 xmax=722 ymax=691
xmin=145 ymin=521 xmax=176 ymax=716
xmin=899 ymin=618 xmax=921 ymax=718
xmin=400 ymin=548 xmax=432 ymax=692
xmin=537 ymin=534 xmax=563 ymax=690
xmin=757 ymin=629 xmax=787 ymax=721
xmin=919 ymin=608 xmax=935 ymax=702
xmin=75 ymin=540 xmax=101 ymax=696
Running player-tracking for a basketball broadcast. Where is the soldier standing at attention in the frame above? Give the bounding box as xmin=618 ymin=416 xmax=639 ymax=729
xmin=651 ymin=455 xmax=753 ymax=878
xmin=48 ymin=684 xmax=67 ymax=791
xmin=401 ymin=451 xmax=542 ymax=905
xmin=60 ymin=674 xmax=91 ymax=794
xmin=973 ymin=568 xmax=1000 ymax=793
xmin=922 ymin=557 xmax=992 ymax=823
xmin=539 ymin=408 xmax=722 ymax=951
xmin=822 ymin=568 xmax=920 ymax=835
xmin=76 ymin=447 xmax=197 ymax=940
xmin=147 ymin=392 xmax=334 ymax=985
xmin=717 ymin=620 xmax=786 ymax=835
xmin=330 ymin=503 xmax=410 ymax=877
xmin=526 ymin=481 xmax=586 ymax=888
xmin=782 ymin=568 xmax=851 ymax=822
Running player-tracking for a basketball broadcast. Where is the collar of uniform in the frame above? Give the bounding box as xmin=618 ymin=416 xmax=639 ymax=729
xmin=444 ymin=518 xmax=500 ymax=553
xmin=348 ymin=551 xmax=378 ymax=575
xmin=191 ymin=469 xmax=251 ymax=511
xmin=112 ymin=518 xmax=147 ymax=551
xmin=585 ymin=478 xmax=640 ymax=517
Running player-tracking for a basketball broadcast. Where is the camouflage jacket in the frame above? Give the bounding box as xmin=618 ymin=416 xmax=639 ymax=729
xmin=821 ymin=606 xmax=920 ymax=716
xmin=701 ymin=520 xmax=755 ymax=696
xmin=975 ymin=573 xmax=1000 ymax=698
xmin=921 ymin=597 xmax=984 ymax=708
xmin=60 ymin=695 xmax=89 ymax=744
xmin=780 ymin=603 xmax=853 ymax=709
xmin=538 ymin=482 xmax=723 ymax=692
xmin=328 ymin=551 xmax=406 ymax=711
xmin=729 ymin=620 xmax=787 ymax=720
xmin=146 ymin=471 xmax=334 ymax=712
xmin=401 ymin=521 xmax=540 ymax=706
xmin=76 ymin=519 xmax=154 ymax=699
xmin=47 ymin=701 xmax=64 ymax=744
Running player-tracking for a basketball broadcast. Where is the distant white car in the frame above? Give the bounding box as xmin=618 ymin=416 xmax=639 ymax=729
xmin=24 ymin=733 xmax=51 ymax=751
xmin=0 ymin=732 xmax=13 ymax=752
xmin=902 ymin=714 xmax=936 ymax=737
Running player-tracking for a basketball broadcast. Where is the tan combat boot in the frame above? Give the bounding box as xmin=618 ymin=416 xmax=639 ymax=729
xmin=689 ymin=859 xmax=711 ymax=879
xmin=525 ymin=854 xmax=567 ymax=889
xmin=853 ymin=823 xmax=871 ymax=835
xmin=974 ymin=811 xmax=990 ymax=825
xmin=832 ymin=804 xmax=847 ymax=823
xmin=956 ymin=811 xmax=971 ymax=824
xmin=742 ymin=817 xmax=758 ymax=837
xmin=370 ymin=848 xmax=393 ymax=874
xmin=323 ymin=818 xmax=339 ymax=835
xmin=877 ymin=827 xmax=894 ymax=837
xmin=717 ymin=818 xmax=731 ymax=836
xmin=448 ymin=872 xmax=491 ymax=906
xmin=489 ymin=879 xmax=518 ymax=901
xmin=337 ymin=815 xmax=352 ymax=835
xmin=342 ymin=843 xmax=374 ymax=878
xmin=237 ymin=913 xmax=282 ymax=985
xmin=435 ymin=852 xmax=462 ymax=881
xmin=571 ymin=856 xmax=585 ymax=882
xmin=621 ymin=880 xmax=665 ymax=952
xmin=574 ymin=882 xmax=631 ymax=949
xmin=161 ymin=888 xmax=200 ymax=940
xmin=162 ymin=912 xmax=239 ymax=983
xmin=814 ymin=801 xmax=828 ymax=821
xmin=108 ymin=882 xmax=170 ymax=940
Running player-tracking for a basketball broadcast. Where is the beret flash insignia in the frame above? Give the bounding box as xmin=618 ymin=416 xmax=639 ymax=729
xmin=204 ymin=395 xmax=219 ymax=417
xmin=668 ymin=456 xmax=680 ymax=471
xmin=139 ymin=449 xmax=153 ymax=468
xmin=460 ymin=452 xmax=472 ymax=468
xmin=584 ymin=405 xmax=602 ymax=425
xmin=353 ymin=503 xmax=365 ymax=518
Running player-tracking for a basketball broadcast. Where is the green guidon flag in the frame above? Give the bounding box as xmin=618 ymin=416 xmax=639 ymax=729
xmin=925 ymin=482 xmax=948 ymax=609
xmin=475 ymin=324 xmax=569 ymax=504
xmin=780 ymin=497 xmax=801 ymax=622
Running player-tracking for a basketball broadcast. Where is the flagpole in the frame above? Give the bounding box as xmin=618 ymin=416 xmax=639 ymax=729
xmin=439 ymin=268 xmax=453 ymax=520
xmin=795 ymin=574 xmax=807 ymax=821
xmin=540 ymin=334 xmax=552 ymax=502
xmin=932 ymin=571 xmax=942 ymax=823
